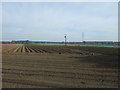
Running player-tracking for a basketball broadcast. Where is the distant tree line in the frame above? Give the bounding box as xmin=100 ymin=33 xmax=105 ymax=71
xmin=1 ymin=40 xmax=120 ymax=45
xmin=2 ymin=40 xmax=32 ymax=44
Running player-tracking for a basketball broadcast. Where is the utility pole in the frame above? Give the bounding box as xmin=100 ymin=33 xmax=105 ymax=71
xmin=64 ymin=34 xmax=67 ymax=46
xmin=82 ymin=32 xmax=84 ymax=42
xmin=82 ymin=32 xmax=85 ymax=44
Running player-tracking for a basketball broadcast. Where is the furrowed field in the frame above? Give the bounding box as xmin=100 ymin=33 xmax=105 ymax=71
xmin=2 ymin=44 xmax=119 ymax=88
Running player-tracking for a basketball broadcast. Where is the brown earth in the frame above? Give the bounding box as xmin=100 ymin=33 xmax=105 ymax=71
xmin=2 ymin=44 xmax=119 ymax=88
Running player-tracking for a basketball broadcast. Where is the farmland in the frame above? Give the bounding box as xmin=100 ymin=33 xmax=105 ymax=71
xmin=2 ymin=44 xmax=119 ymax=88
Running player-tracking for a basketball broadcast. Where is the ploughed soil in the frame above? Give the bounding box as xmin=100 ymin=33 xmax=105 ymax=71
xmin=2 ymin=44 xmax=119 ymax=88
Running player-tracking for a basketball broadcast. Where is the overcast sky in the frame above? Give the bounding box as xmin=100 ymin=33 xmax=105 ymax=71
xmin=2 ymin=2 xmax=118 ymax=42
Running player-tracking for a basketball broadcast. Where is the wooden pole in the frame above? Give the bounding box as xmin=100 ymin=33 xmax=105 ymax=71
xmin=64 ymin=34 xmax=67 ymax=46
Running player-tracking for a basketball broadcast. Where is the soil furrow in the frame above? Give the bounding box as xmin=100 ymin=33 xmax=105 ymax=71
xmin=2 ymin=69 xmax=118 ymax=78
xmin=13 ymin=47 xmax=20 ymax=53
xmin=25 ymin=46 xmax=31 ymax=52
xmin=22 ymin=45 xmax=26 ymax=52
xmin=29 ymin=47 xmax=40 ymax=53
xmin=3 ymin=71 xmax=118 ymax=83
